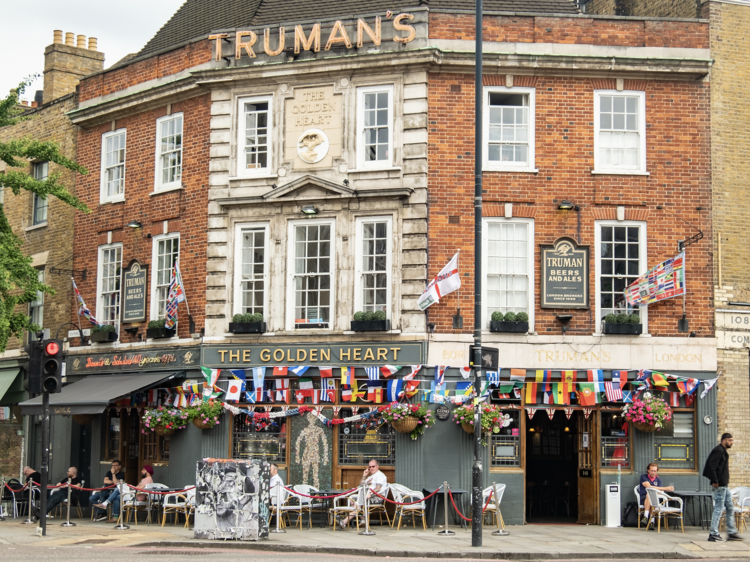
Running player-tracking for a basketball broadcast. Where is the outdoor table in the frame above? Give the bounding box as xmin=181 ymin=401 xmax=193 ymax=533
xmin=670 ymin=490 xmax=713 ymax=530
xmin=422 ymin=487 xmax=469 ymax=531
xmin=309 ymin=489 xmax=344 ymax=528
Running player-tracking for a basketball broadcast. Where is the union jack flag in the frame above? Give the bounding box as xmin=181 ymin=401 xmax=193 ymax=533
xmin=72 ymin=278 xmax=100 ymax=326
xmin=164 ymin=258 xmax=186 ymax=329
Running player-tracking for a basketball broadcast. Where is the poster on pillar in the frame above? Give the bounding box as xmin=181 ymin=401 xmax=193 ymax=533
xmin=290 ymin=411 xmax=333 ymax=489
xmin=194 ymin=459 xmax=270 ymax=541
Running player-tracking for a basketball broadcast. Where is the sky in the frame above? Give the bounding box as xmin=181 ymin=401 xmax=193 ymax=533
xmin=2 ymin=0 xmax=187 ymax=101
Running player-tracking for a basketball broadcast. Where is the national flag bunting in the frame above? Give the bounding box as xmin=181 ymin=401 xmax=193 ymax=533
xmin=365 ymin=367 xmax=380 ymax=381
xmin=225 ymin=379 xmax=243 ymax=401
xmin=587 ymin=369 xmax=605 ymax=394
xmin=613 ymin=370 xmax=628 ymax=390
xmin=387 ymin=379 xmax=403 ymax=402
xmin=487 ymin=371 xmax=500 ymax=386
xmin=72 ymin=278 xmax=100 ymax=326
xmin=320 ymin=379 xmax=335 ymax=402
xmin=651 ymin=372 xmax=669 ymax=387
xmin=367 ymin=380 xmax=384 ymax=403
xmin=510 ymin=369 xmax=526 ymax=382
xmin=275 ymin=379 xmax=290 ymax=403
xmin=459 ymin=367 xmax=472 ymax=380
xmin=577 ymin=383 xmax=599 ymax=406
xmin=341 ymin=366 xmax=354 ymax=387
xmin=435 ymin=366 xmax=447 ymax=385
xmin=273 ymin=366 xmax=288 ymax=377
xmin=403 ymin=365 xmax=421 ymax=381
xmin=252 ymin=367 xmax=266 ymax=391
xmin=668 ymin=392 xmax=680 ymax=407
xmin=381 ymin=366 xmax=400 ymax=378
xmin=289 ymin=366 xmax=310 ymax=377
xmin=525 ymin=376 xmax=537 ymax=404
xmin=230 ymin=370 xmax=247 ymax=393
xmin=604 ymin=381 xmax=623 ymax=402
xmin=417 ymin=252 xmax=461 ymax=311
xmin=201 ymin=367 xmax=221 ymax=388
xmin=319 ymin=366 xmax=333 ymax=378
xmin=164 ymin=258 xmax=186 ymax=329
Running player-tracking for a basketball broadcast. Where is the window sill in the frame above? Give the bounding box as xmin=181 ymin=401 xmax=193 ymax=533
xmin=343 ymin=330 xmax=402 ymax=335
xmin=591 ymin=170 xmax=650 ymax=176
xmin=25 ymin=222 xmax=48 ymax=232
xmin=593 ymin=332 xmax=651 ymax=338
xmin=99 ymin=197 xmax=125 ymax=206
xmin=347 ymin=166 xmax=402 ymax=174
xmin=228 ymin=173 xmax=278 ymax=181
xmin=484 ymin=167 xmax=539 ymax=174
xmin=150 ymin=185 xmax=184 ymax=196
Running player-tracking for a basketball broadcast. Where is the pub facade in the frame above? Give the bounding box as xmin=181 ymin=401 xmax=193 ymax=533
xmin=18 ymin=0 xmax=720 ymax=526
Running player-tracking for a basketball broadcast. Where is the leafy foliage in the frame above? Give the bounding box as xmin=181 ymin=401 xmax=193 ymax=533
xmin=379 ymin=403 xmax=434 ymax=440
xmin=622 ymin=394 xmax=672 ymax=430
xmin=503 ymin=311 xmax=517 ymax=322
xmin=0 ymin=78 xmax=89 ymax=352
xmin=491 ymin=311 xmax=504 ymax=322
xmin=91 ymin=323 xmax=116 ymax=333
xmin=141 ymin=406 xmax=189 ymax=432
xmin=185 ymin=399 xmax=224 ymax=428
xmin=627 ymin=313 xmax=641 ymax=324
xmin=148 ymin=318 xmax=166 ymax=329
xmin=516 ymin=311 xmax=529 ymax=322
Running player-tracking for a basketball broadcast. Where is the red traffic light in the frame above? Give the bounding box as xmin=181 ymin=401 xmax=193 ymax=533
xmin=45 ymin=341 xmax=60 ymax=356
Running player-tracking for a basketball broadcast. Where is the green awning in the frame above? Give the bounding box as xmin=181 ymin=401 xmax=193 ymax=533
xmin=0 ymin=368 xmax=22 ymax=405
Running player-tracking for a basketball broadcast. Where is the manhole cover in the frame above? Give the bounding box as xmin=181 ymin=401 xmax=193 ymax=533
xmin=75 ymin=539 xmax=117 ymax=545
xmin=137 ymin=550 xmax=207 ymax=556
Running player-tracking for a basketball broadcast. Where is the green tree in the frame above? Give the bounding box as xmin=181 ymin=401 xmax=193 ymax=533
xmin=0 ymin=78 xmax=89 ymax=352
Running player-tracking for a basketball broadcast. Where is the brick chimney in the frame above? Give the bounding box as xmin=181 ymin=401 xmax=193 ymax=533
xmin=43 ymin=30 xmax=105 ymax=104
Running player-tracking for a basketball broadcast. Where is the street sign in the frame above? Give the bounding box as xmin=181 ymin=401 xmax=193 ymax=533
xmin=67 ymin=330 xmax=80 ymax=338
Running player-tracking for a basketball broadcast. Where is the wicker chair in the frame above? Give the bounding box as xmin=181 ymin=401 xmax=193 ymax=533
xmin=291 ymin=485 xmax=325 ymax=529
xmin=390 ymin=483 xmax=426 ymax=531
xmin=634 ymin=485 xmax=645 ymax=528
xmin=331 ymin=488 xmax=365 ymax=532
xmin=482 ymin=484 xmax=507 ymax=529
xmin=731 ymin=487 xmax=750 ymax=533
xmin=161 ymin=491 xmax=188 ymax=526
xmin=366 ymin=483 xmax=391 ymax=526
xmin=122 ymin=489 xmax=148 ymax=524
xmin=183 ymin=488 xmax=196 ymax=528
xmin=645 ymin=488 xmax=684 ymax=533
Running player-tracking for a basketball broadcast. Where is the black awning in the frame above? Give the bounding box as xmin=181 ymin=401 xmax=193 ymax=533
xmin=19 ymin=372 xmax=183 ymax=416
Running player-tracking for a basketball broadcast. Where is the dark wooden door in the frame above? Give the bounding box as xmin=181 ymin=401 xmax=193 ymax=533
xmin=576 ymin=411 xmax=600 ymax=524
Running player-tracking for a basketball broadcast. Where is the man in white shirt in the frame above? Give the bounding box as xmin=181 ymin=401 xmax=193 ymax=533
xmin=339 ymin=459 xmax=387 ymax=529
xmin=269 ymin=463 xmax=284 ymax=504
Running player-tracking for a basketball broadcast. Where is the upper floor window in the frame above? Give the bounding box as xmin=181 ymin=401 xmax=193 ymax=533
xmin=101 ymin=129 xmax=126 ymax=203
xmin=287 ymin=220 xmax=334 ymax=330
xmin=595 ymin=221 xmax=647 ymax=331
xmin=593 ymin=91 xmax=647 ymax=174
xmin=155 ymin=113 xmax=183 ymax=191
xmin=29 ymin=269 xmax=44 ymax=328
xmin=355 ymin=217 xmax=392 ymax=318
xmin=238 ymin=97 xmax=272 ymax=176
xmin=357 ymin=85 xmax=393 ymax=170
xmin=483 ymin=87 xmax=536 ymax=172
xmin=32 ymin=162 xmax=48 ymax=225
xmin=97 ymin=243 xmax=122 ymax=326
xmin=483 ymin=218 xmax=534 ymax=329
xmin=151 ymin=234 xmax=179 ymax=320
xmin=234 ymin=224 xmax=269 ymax=318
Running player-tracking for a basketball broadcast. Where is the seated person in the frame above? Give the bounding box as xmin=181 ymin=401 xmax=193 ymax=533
xmin=269 ymin=463 xmax=284 ymax=504
xmin=40 ymin=467 xmax=81 ymax=518
xmin=90 ymin=459 xmax=123 ymax=522
xmin=22 ymin=466 xmax=42 ymax=506
xmin=94 ymin=465 xmax=154 ymax=520
xmin=339 ymin=459 xmax=387 ymax=529
xmin=640 ymin=462 xmax=674 ymax=526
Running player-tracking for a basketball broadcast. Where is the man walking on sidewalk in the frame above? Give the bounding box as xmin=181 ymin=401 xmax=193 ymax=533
xmin=704 ymin=433 xmax=742 ymax=542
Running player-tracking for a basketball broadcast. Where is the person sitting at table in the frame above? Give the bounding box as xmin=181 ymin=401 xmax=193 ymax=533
xmin=640 ymin=462 xmax=674 ymax=526
xmin=90 ymin=460 xmax=123 ymax=522
xmin=94 ymin=465 xmax=154 ymax=521
xmin=339 ymin=459 xmax=387 ymax=529
xmin=40 ymin=467 xmax=81 ymax=518
xmin=269 ymin=463 xmax=284 ymax=503
xmin=22 ymin=466 xmax=42 ymax=512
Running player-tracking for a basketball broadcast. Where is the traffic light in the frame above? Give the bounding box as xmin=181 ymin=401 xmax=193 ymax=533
xmin=24 ymin=339 xmax=43 ymax=395
xmin=41 ymin=339 xmax=64 ymax=393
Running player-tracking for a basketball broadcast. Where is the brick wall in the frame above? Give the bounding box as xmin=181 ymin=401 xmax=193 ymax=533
xmin=428 ymin=13 xmax=709 ymax=49
xmin=585 ymin=0 xmax=702 ymax=19
xmin=43 ymin=43 xmax=105 ymax=104
xmin=73 ymin=94 xmax=211 ymax=341
xmin=427 ymin=73 xmax=713 ymax=337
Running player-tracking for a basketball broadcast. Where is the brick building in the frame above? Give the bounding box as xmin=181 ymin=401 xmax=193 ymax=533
xmin=0 ymin=31 xmax=104 ymax=480
xmin=19 ymin=0 xmax=720 ymax=525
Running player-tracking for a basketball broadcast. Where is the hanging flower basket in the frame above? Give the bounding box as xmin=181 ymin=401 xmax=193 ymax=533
xmin=622 ymin=393 xmax=672 ymax=432
xmin=185 ymin=399 xmax=224 ymax=430
xmin=379 ymin=403 xmax=434 ymax=440
xmin=192 ymin=418 xmax=214 ymax=430
xmin=461 ymin=421 xmax=484 ymax=434
xmin=633 ymin=421 xmax=658 ymax=433
xmin=391 ymin=416 xmax=419 ymax=434
xmin=155 ymin=425 xmax=176 ymax=436
xmin=142 ymin=406 xmax=189 ymax=434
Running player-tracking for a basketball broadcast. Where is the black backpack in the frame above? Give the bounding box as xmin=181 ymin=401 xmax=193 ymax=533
xmin=622 ymin=501 xmax=639 ymax=527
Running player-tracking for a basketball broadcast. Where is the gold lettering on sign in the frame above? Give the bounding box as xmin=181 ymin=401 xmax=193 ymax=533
xmin=273 ymin=349 xmax=284 ymax=362
xmin=297 ymin=349 xmax=307 ymax=362
xmin=286 ymin=349 xmax=293 ymax=363
xmin=243 ymin=350 xmax=251 ymax=362
xmin=264 ymin=27 xmax=285 ymax=56
xmin=229 ymin=350 xmax=240 ymax=362
xmin=390 ymin=347 xmax=401 ymax=361
xmin=340 ymin=348 xmax=351 ymax=361
xmin=235 ymin=31 xmax=257 ymax=59
xmin=209 ymin=33 xmax=228 ymax=61
xmin=325 ymin=20 xmax=352 ymax=50
xmin=393 ymin=14 xmax=416 ymax=44
xmin=309 ymin=349 xmax=317 ymax=362
xmin=655 ymin=353 xmax=702 ymax=364
xmin=218 ymin=350 xmax=228 ymax=362
xmin=353 ymin=348 xmax=362 ymax=361
xmin=320 ymin=349 xmax=330 ymax=361
xmin=364 ymin=348 xmax=374 ymax=361
xmin=261 ymin=349 xmax=271 ymax=362
xmin=295 ymin=24 xmax=320 ymax=53
xmin=357 ymin=17 xmax=381 ymax=48
xmin=377 ymin=348 xmax=388 ymax=361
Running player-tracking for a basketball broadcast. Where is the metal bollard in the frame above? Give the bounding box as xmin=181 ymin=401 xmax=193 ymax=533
xmin=113 ymin=480 xmax=129 ymax=530
xmin=22 ymin=480 xmax=35 ymax=524
xmin=491 ymin=482 xmax=509 ymax=536
xmin=270 ymin=484 xmax=285 ymax=533
xmin=359 ymin=483 xmax=375 ymax=536
xmin=437 ymin=481 xmax=455 ymax=536
xmin=61 ymin=478 xmax=75 ymax=527
xmin=0 ymin=478 xmax=5 ymax=521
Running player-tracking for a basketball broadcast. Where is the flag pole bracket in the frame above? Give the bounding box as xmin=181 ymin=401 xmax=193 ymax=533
xmin=50 ymin=267 xmax=87 ymax=281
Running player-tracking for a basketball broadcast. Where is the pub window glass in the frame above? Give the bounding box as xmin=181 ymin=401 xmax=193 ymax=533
xmin=361 ymin=221 xmax=388 ymax=314
xmin=654 ymin=409 xmax=695 ymax=470
xmin=487 ymin=221 xmax=529 ymax=321
xmin=103 ymin=130 xmax=126 ymax=198
xmin=599 ymin=224 xmax=641 ymax=319
xmin=490 ymin=410 xmax=521 ymax=467
xmin=294 ymin=223 xmax=331 ymax=328
xmin=488 ymin=92 xmax=529 ymax=164
xmin=106 ymin=410 xmax=121 ymax=460
xmin=232 ymin=411 xmax=287 ymax=463
xmin=337 ymin=409 xmax=396 ymax=466
xmin=600 ymin=412 xmax=630 ymax=469
xmin=598 ymin=94 xmax=640 ymax=170
xmin=157 ymin=114 xmax=183 ymax=187
xmin=154 ymin=235 xmax=179 ymax=319
xmin=244 ymin=101 xmax=269 ymax=170
xmin=240 ymin=227 xmax=266 ymax=316
xmin=363 ymin=91 xmax=389 ymax=162
xmin=99 ymin=244 xmax=122 ymax=326
xmin=32 ymin=161 xmax=48 ymax=225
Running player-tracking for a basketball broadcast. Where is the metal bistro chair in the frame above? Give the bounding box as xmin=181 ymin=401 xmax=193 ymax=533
xmin=145 ymin=483 xmax=170 ymax=524
xmin=272 ymin=485 xmax=304 ymax=529
xmin=731 ymin=487 xmax=750 ymax=533
xmin=184 ymin=488 xmax=196 ymax=528
xmin=331 ymin=487 xmax=365 ymax=532
xmin=122 ymin=489 xmax=148 ymax=524
xmin=2 ymin=479 xmax=26 ymax=518
xmin=161 ymin=490 xmax=188 ymax=526
xmin=482 ymin=484 xmax=507 ymax=528
xmin=390 ymin=483 xmax=427 ymax=531
xmin=291 ymin=484 xmax=325 ymax=528
xmin=367 ymin=483 xmax=391 ymax=526
xmin=53 ymin=480 xmax=85 ymax=519
xmin=645 ymin=488 xmax=684 ymax=533
xmin=634 ymin=485 xmax=646 ymax=528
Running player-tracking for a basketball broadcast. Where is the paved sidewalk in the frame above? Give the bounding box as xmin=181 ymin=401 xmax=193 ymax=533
xmin=1 ymin=517 xmax=750 ymax=559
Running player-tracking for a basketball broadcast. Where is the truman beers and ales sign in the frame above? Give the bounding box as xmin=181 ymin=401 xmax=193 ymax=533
xmin=122 ymin=260 xmax=148 ymax=323
xmin=541 ymin=237 xmax=589 ymax=309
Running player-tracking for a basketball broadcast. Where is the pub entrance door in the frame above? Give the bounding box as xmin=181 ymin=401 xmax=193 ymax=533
xmin=525 ymin=410 xmax=578 ymax=523
xmin=576 ymin=410 xmax=600 ymax=524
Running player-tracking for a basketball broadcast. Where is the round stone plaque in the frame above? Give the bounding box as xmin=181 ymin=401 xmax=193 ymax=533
xmin=435 ymin=404 xmax=450 ymax=421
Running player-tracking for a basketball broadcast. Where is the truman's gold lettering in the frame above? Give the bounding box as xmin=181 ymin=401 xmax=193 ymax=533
xmin=325 ymin=20 xmax=352 ymax=50
xmin=393 ymin=14 xmax=416 ymax=44
xmin=295 ymin=24 xmax=320 ymax=53
xmin=209 ymin=33 xmax=228 ymax=61
xmin=357 ymin=17 xmax=381 ymax=48
xmin=235 ymin=31 xmax=257 ymax=59
xmin=264 ymin=27 xmax=285 ymax=56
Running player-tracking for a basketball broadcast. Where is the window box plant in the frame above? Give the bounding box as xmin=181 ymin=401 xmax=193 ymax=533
xmin=228 ymin=313 xmax=266 ymax=334
xmin=90 ymin=323 xmax=118 ymax=343
xmin=489 ymin=311 xmax=529 ymax=333
xmin=603 ymin=313 xmax=642 ymax=335
xmin=186 ymin=399 xmax=224 ymax=430
xmin=146 ymin=318 xmax=176 ymax=339
xmin=142 ymin=406 xmax=189 ymax=436
xmin=379 ymin=403 xmax=434 ymax=441
xmin=351 ymin=310 xmax=390 ymax=332
xmin=622 ymin=393 xmax=672 ymax=432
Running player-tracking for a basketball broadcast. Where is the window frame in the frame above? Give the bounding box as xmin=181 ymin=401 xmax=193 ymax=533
xmin=482 ymin=217 xmax=535 ymax=332
xmin=96 ymin=242 xmax=123 ymax=327
xmin=154 ymin=112 xmax=184 ymax=192
xmin=233 ymin=222 xmax=271 ymax=319
xmin=100 ymin=128 xmax=126 ymax=203
xmin=593 ymin=90 xmax=648 ymax=175
xmin=482 ymin=86 xmax=537 ymax=173
xmin=354 ymin=216 xmax=393 ymax=321
xmin=356 ymin=84 xmax=394 ymax=171
xmin=594 ymin=220 xmax=648 ymax=334
xmin=150 ymin=233 xmax=180 ymax=322
xmin=286 ymin=218 xmax=336 ymax=331
xmin=32 ymin=161 xmax=49 ymax=226
xmin=236 ymin=95 xmax=273 ymax=178
xmin=29 ymin=269 xmax=44 ymax=328
xmin=653 ymin=407 xmax=697 ymax=471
